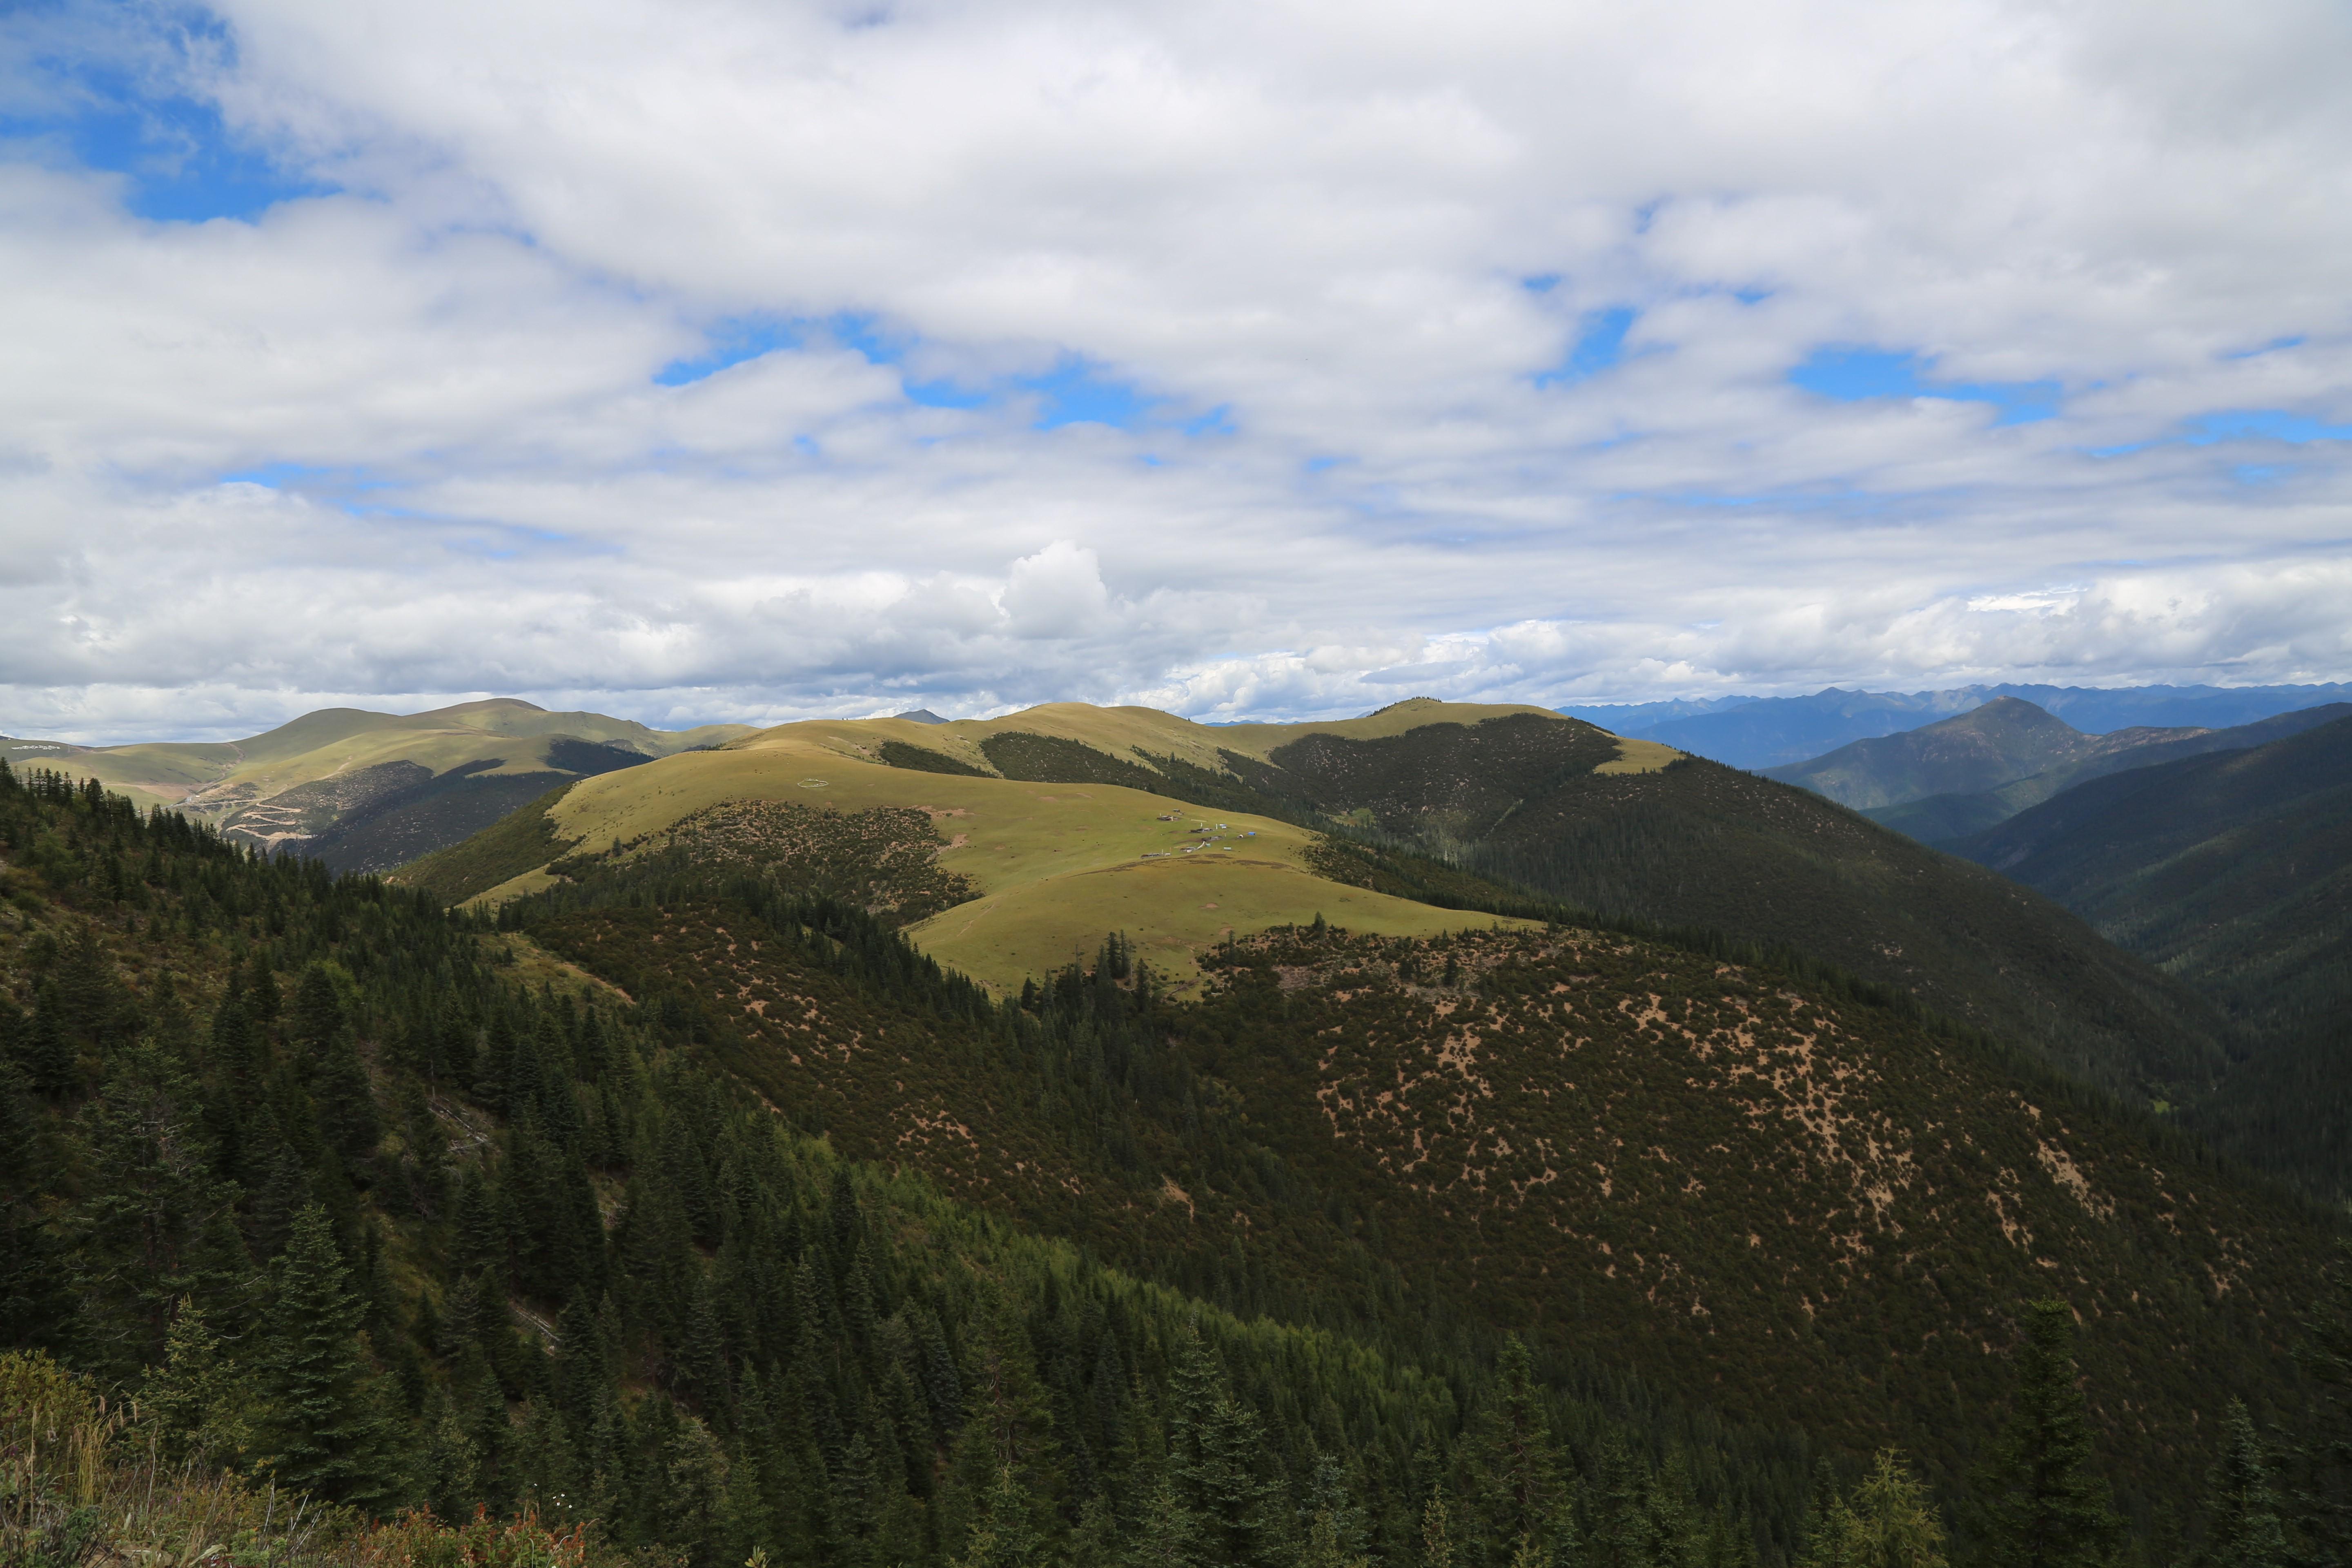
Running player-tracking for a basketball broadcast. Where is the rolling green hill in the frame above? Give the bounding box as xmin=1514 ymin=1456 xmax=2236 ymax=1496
xmin=411 ymin=699 xmax=2227 ymax=1102
xmin=6 ymin=699 xmax=753 ymax=873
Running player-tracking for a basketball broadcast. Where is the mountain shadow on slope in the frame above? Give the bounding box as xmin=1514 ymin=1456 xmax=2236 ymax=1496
xmin=1945 ymin=713 xmax=2352 ymax=1199
xmin=877 ymin=739 xmax=991 ymax=776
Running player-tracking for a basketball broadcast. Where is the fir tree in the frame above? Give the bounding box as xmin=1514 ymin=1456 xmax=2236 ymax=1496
xmin=1130 ymin=1471 xmax=1206 ymax=1568
xmin=143 ymin=1300 xmax=265 ymax=1470
xmin=291 ymin=965 xmax=344 ymax=1056
xmin=314 ymin=1029 xmax=380 ymax=1167
xmin=1979 ymin=1301 xmax=2121 ymax=1568
xmin=253 ymin=1203 xmax=396 ymax=1510
xmin=2290 ymin=1244 xmax=2352 ymax=1568
xmin=1465 ymin=1336 xmax=1566 ymax=1559
xmin=67 ymin=1038 xmax=247 ymax=1379
xmin=1801 ymin=1451 xmax=1947 ymax=1568
xmin=1424 ymin=1491 xmax=1458 ymax=1568
xmin=952 ymin=1463 xmax=1049 ymax=1568
xmin=2205 ymin=1401 xmax=2285 ymax=1568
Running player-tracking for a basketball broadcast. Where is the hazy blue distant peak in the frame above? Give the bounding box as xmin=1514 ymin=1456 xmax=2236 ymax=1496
xmin=1563 ymin=682 xmax=2352 ymax=770
xmin=1555 ymin=694 xmax=1756 ymax=730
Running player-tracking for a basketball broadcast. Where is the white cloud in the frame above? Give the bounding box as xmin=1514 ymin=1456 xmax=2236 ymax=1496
xmin=0 ymin=0 xmax=2348 ymax=741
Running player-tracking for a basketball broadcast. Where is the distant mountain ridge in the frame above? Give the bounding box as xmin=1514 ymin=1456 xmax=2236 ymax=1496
xmin=1760 ymin=697 xmax=2185 ymax=810
xmin=1942 ymin=712 xmax=2352 ymax=1200
xmin=2 ymin=698 xmax=754 ymax=872
xmin=1563 ymin=681 xmax=2352 ymax=768
xmin=1865 ymin=703 xmax=2352 ymax=842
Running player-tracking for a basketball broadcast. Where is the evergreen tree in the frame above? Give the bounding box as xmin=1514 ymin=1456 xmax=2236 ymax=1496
xmin=2205 ymin=1401 xmax=2286 ymax=1568
xmin=1131 ymin=1471 xmax=1206 ymax=1568
xmin=291 ymin=965 xmax=344 ymax=1056
xmin=952 ymin=1463 xmax=1049 ymax=1568
xmin=416 ymin=1384 xmax=482 ymax=1524
xmin=143 ymin=1300 xmax=265 ymax=1470
xmin=253 ymin=1203 xmax=395 ymax=1510
xmin=1464 ymin=1336 xmax=1566 ymax=1559
xmin=2290 ymin=1245 xmax=2352 ymax=1568
xmin=67 ymin=1038 xmax=247 ymax=1379
xmin=1192 ymin=1390 xmax=1286 ymax=1568
xmin=314 ymin=1029 xmax=380 ymax=1168
xmin=1979 ymin=1301 xmax=2121 ymax=1568
xmin=1424 ymin=1491 xmax=1458 ymax=1568
xmin=1800 ymin=1451 xmax=1947 ymax=1568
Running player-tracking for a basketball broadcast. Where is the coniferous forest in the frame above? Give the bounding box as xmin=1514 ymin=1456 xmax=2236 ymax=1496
xmin=1 ymin=760 xmax=2343 ymax=1568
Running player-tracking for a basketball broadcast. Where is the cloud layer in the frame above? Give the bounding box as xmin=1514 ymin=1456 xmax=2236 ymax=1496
xmin=3 ymin=0 xmax=2348 ymax=740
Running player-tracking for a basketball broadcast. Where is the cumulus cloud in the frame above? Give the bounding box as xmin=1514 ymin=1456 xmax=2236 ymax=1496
xmin=0 ymin=0 xmax=2348 ymax=741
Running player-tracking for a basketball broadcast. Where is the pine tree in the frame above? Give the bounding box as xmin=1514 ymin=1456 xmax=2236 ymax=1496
xmin=1130 ymin=1470 xmax=1206 ymax=1568
xmin=417 ymin=1384 xmax=482 ymax=1524
xmin=314 ymin=1029 xmax=380 ymax=1167
xmin=1980 ymin=1301 xmax=2122 ymax=1568
xmin=143 ymin=1300 xmax=265 ymax=1470
xmin=953 ymin=1463 xmax=1049 ymax=1568
xmin=1424 ymin=1491 xmax=1458 ymax=1568
xmin=1801 ymin=1451 xmax=1946 ymax=1568
xmin=2290 ymin=1244 xmax=2352 ymax=1566
xmin=291 ymin=965 xmax=344 ymax=1056
xmin=1192 ymin=1390 xmax=1286 ymax=1568
xmin=1466 ymin=1336 xmax=1566 ymax=1559
xmin=68 ymin=1038 xmax=247 ymax=1379
xmin=2205 ymin=1401 xmax=2286 ymax=1568
xmin=253 ymin=1203 xmax=396 ymax=1510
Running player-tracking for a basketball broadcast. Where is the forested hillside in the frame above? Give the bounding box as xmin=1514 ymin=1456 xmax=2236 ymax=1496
xmin=1949 ymin=713 xmax=2352 ymax=1200
xmin=0 ymin=764 xmax=1882 ymax=1568
xmin=495 ymin=855 xmax=2323 ymax=1527
xmin=2 ymin=759 xmax=2334 ymax=1568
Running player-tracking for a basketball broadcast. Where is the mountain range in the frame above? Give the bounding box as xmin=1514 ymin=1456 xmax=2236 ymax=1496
xmin=1761 ymin=697 xmax=2352 ymax=840
xmin=1563 ymin=681 xmax=2352 ymax=769
xmin=1 ymin=699 xmax=752 ymax=873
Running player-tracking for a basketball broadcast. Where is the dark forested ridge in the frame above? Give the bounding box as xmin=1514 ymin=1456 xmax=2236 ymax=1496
xmin=1947 ymin=713 xmax=2352 ymax=1201
xmin=1 ymin=758 xmax=2340 ymax=1568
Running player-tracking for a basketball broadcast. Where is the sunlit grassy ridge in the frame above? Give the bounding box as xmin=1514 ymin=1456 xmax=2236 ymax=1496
xmin=488 ymin=709 xmax=1557 ymax=989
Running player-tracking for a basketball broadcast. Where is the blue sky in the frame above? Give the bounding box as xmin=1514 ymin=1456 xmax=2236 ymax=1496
xmin=2 ymin=0 xmax=2349 ymax=740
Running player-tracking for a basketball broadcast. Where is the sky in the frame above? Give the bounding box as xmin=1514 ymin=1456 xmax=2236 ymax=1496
xmin=3 ymin=0 xmax=2350 ymax=742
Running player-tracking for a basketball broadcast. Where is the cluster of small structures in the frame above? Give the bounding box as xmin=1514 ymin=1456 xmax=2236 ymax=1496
xmin=1140 ymin=816 xmax=1260 ymax=859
